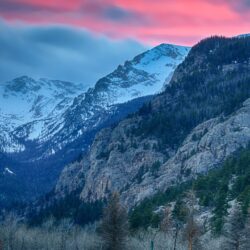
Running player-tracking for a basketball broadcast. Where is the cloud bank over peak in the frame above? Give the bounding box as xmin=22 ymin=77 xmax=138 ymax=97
xmin=0 ymin=20 xmax=146 ymax=84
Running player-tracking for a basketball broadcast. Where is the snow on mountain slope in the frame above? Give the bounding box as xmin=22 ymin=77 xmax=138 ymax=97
xmin=0 ymin=76 xmax=87 ymax=153
xmin=3 ymin=167 xmax=15 ymax=175
xmin=91 ymin=43 xmax=190 ymax=105
xmin=237 ymin=33 xmax=250 ymax=38
xmin=0 ymin=44 xmax=190 ymax=159
xmin=36 ymin=43 xmax=190 ymax=158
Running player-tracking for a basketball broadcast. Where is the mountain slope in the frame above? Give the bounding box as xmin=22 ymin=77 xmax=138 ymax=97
xmin=0 ymin=44 xmax=189 ymax=159
xmin=35 ymin=43 xmax=190 ymax=160
xmin=0 ymin=76 xmax=87 ymax=154
xmin=52 ymin=36 xmax=250 ymax=209
xmin=0 ymin=43 xmax=190 ymax=205
xmin=129 ymin=146 xmax=250 ymax=234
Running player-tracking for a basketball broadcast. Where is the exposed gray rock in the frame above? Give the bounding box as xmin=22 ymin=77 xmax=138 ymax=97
xmin=55 ymin=98 xmax=250 ymax=208
xmin=121 ymin=98 xmax=250 ymax=206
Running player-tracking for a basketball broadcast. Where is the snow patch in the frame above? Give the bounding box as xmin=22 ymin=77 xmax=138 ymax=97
xmin=3 ymin=167 xmax=15 ymax=175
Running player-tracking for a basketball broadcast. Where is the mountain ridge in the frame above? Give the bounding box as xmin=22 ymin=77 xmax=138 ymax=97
xmin=0 ymin=42 xmax=190 ymax=205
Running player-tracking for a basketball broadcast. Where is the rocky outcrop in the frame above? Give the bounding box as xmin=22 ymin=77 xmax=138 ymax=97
xmin=56 ymin=98 xmax=250 ymax=207
xmin=55 ymin=117 xmax=168 ymax=201
xmin=121 ymin=98 xmax=250 ymax=206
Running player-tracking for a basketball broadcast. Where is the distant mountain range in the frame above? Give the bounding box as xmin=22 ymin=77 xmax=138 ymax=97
xmin=0 ymin=43 xmax=190 ymax=205
xmin=237 ymin=33 xmax=250 ymax=38
xmin=0 ymin=76 xmax=87 ymax=154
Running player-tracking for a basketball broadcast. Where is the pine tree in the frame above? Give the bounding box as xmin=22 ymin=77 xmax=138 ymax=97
xmin=100 ymin=192 xmax=128 ymax=250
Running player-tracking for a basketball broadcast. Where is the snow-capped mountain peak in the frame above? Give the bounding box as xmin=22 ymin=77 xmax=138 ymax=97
xmin=92 ymin=43 xmax=190 ymax=105
xmin=237 ymin=33 xmax=250 ymax=38
xmin=0 ymin=43 xmax=190 ymax=155
xmin=5 ymin=76 xmax=39 ymax=94
xmin=0 ymin=77 xmax=88 ymax=153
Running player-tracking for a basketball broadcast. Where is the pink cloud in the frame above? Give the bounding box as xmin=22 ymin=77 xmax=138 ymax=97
xmin=1 ymin=0 xmax=250 ymax=45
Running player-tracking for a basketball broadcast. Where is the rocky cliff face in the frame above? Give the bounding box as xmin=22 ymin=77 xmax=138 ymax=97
xmin=56 ymin=98 xmax=250 ymax=207
xmin=54 ymin=36 xmax=250 ymax=208
xmin=121 ymin=98 xmax=250 ymax=206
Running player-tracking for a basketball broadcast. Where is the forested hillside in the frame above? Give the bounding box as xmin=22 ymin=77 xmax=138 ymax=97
xmin=130 ymin=146 xmax=250 ymax=234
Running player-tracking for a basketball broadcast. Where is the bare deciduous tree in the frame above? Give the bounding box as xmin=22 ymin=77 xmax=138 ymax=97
xmin=3 ymin=213 xmax=18 ymax=250
xmin=160 ymin=207 xmax=173 ymax=249
xmin=0 ymin=239 xmax=3 ymax=250
xmin=160 ymin=207 xmax=172 ymax=234
xmin=223 ymin=203 xmax=245 ymax=250
xmin=183 ymin=191 xmax=202 ymax=250
xmin=183 ymin=215 xmax=201 ymax=250
xmin=241 ymin=208 xmax=250 ymax=250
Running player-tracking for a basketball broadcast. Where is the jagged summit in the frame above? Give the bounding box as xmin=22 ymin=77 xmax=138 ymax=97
xmin=0 ymin=77 xmax=87 ymax=153
xmin=5 ymin=76 xmax=39 ymax=93
xmin=92 ymin=43 xmax=190 ymax=105
xmin=237 ymin=33 xmax=250 ymax=38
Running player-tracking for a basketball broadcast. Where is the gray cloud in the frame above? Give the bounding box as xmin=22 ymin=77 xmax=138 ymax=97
xmin=0 ymin=20 xmax=147 ymax=85
xmin=102 ymin=6 xmax=136 ymax=22
xmin=0 ymin=0 xmax=145 ymax=24
xmin=0 ymin=0 xmax=65 ymax=12
xmin=77 ymin=2 xmax=147 ymax=24
xmin=207 ymin=0 xmax=250 ymax=13
xmin=231 ymin=0 xmax=250 ymax=12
